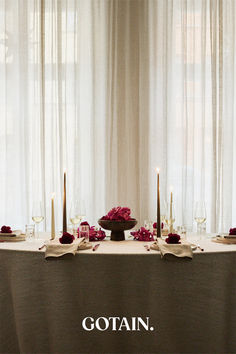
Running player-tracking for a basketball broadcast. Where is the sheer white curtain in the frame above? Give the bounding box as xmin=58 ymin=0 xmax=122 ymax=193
xmin=0 ymin=0 xmax=108 ymax=230
xmin=0 ymin=0 xmax=236 ymax=233
xmin=146 ymin=0 xmax=236 ymax=232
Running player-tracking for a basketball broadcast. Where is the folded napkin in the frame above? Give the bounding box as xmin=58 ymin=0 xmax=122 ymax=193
xmin=0 ymin=230 xmax=25 ymax=242
xmin=151 ymin=239 xmax=193 ymax=259
xmin=213 ymin=236 xmax=236 ymax=245
xmin=0 ymin=230 xmax=22 ymax=237
xmin=45 ymin=238 xmax=92 ymax=258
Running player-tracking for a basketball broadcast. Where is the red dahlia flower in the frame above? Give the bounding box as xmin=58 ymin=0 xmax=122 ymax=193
xmin=101 ymin=207 xmax=132 ymax=221
xmin=165 ymin=233 xmax=181 ymax=244
xmin=131 ymin=227 xmax=154 ymax=242
xmin=59 ymin=232 xmax=75 ymax=244
xmin=1 ymin=225 xmax=12 ymax=233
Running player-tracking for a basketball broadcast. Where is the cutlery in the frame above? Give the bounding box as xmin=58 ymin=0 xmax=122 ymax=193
xmin=197 ymin=244 xmax=204 ymax=252
xmin=93 ymin=243 xmax=100 ymax=252
xmin=144 ymin=245 xmax=150 ymax=251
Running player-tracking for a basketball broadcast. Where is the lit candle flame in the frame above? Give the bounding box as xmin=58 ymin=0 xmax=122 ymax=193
xmin=51 ymin=192 xmax=55 ymax=199
xmin=155 ymin=167 xmax=160 ymax=174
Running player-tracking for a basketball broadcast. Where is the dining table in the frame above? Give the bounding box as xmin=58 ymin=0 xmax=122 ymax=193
xmin=0 ymin=232 xmax=236 ymax=354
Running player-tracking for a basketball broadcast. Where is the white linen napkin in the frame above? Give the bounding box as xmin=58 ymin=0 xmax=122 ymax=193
xmin=213 ymin=236 xmax=236 ymax=245
xmin=0 ymin=230 xmax=25 ymax=242
xmin=151 ymin=239 xmax=193 ymax=259
xmin=45 ymin=238 xmax=92 ymax=258
xmin=0 ymin=230 xmax=22 ymax=237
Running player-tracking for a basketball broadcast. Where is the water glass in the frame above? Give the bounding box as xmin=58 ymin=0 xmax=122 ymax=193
xmin=25 ymin=224 xmax=35 ymax=241
xmin=144 ymin=220 xmax=153 ymax=231
xmin=180 ymin=225 xmax=187 ymax=240
xmin=67 ymin=223 xmax=74 ymax=235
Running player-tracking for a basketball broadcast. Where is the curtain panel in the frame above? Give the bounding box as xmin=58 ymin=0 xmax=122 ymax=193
xmin=0 ymin=0 xmax=235 ymax=233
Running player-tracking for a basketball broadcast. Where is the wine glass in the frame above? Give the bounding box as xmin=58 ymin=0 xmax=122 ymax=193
xmin=194 ymin=201 xmax=206 ymax=234
xmin=69 ymin=200 xmax=84 ymax=237
xmin=70 ymin=200 xmax=86 ymax=236
xmin=76 ymin=200 xmax=86 ymax=223
xmin=164 ymin=202 xmax=176 ymax=233
xmin=32 ymin=201 xmax=44 ymax=238
xmin=161 ymin=200 xmax=168 ymax=229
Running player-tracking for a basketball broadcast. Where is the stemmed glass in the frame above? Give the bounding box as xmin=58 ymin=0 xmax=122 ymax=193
xmin=76 ymin=199 xmax=86 ymax=223
xmin=194 ymin=201 xmax=206 ymax=234
xmin=32 ymin=201 xmax=44 ymax=239
xmin=70 ymin=200 xmax=86 ymax=237
xmin=164 ymin=203 xmax=175 ymax=232
xmin=161 ymin=200 xmax=168 ymax=229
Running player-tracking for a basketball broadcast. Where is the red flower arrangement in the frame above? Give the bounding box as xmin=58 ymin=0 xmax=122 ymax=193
xmin=59 ymin=232 xmax=75 ymax=244
xmin=89 ymin=227 xmax=106 ymax=241
xmin=229 ymin=228 xmax=236 ymax=235
xmin=165 ymin=233 xmax=181 ymax=244
xmin=1 ymin=225 xmax=12 ymax=233
xmin=101 ymin=207 xmax=133 ymax=221
xmin=77 ymin=222 xmax=106 ymax=241
xmin=131 ymin=227 xmax=154 ymax=242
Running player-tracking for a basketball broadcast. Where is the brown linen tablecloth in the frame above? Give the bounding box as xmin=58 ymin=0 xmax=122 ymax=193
xmin=0 ymin=237 xmax=236 ymax=354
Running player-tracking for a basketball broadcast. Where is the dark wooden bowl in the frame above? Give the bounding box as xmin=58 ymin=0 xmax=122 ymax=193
xmin=98 ymin=219 xmax=137 ymax=241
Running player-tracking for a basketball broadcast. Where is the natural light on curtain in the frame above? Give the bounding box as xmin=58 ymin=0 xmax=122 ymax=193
xmin=0 ymin=0 xmax=236 ymax=233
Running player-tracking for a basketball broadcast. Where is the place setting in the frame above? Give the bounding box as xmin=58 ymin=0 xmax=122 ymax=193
xmin=212 ymin=228 xmax=236 ymax=244
xmin=0 ymin=225 xmax=25 ymax=242
xmin=1 ymin=167 xmax=236 ymax=261
xmin=37 ymin=171 xmax=99 ymax=258
xmin=126 ymin=168 xmax=207 ymax=259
